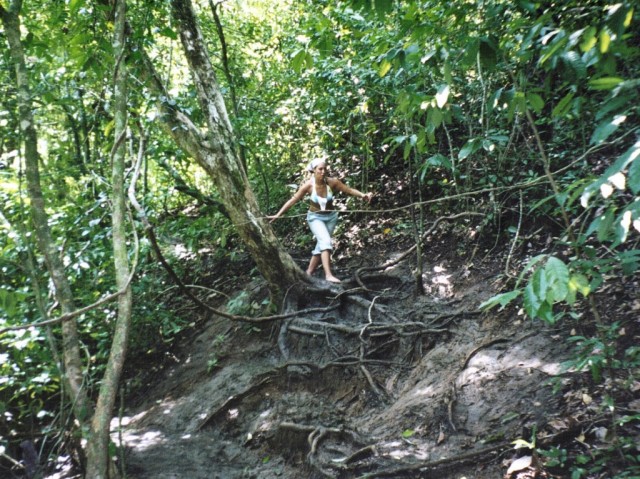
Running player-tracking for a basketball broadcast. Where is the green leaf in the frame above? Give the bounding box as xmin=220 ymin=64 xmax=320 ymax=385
xmin=588 ymin=77 xmax=624 ymax=90
xmin=538 ymin=36 xmax=568 ymax=66
xmin=158 ymin=27 xmax=178 ymax=40
xmin=291 ymin=49 xmax=306 ymax=73
xmin=402 ymin=429 xmax=415 ymax=438
xmin=478 ymin=37 xmax=497 ymax=70
xmin=479 ymin=290 xmax=521 ymax=311
xmin=378 ymin=59 xmax=392 ymax=77
xmin=561 ymin=51 xmax=586 ymax=79
xmin=599 ymin=28 xmax=611 ymax=53
xmin=595 ymin=94 xmax=633 ymax=121
xmin=580 ymin=26 xmax=597 ymax=52
xmin=427 ymin=107 xmax=443 ymax=132
xmin=488 ymin=87 xmax=503 ymax=114
xmin=628 ymin=156 xmax=640 ymax=194
xmin=526 ymin=93 xmax=544 ymax=113
xmin=597 ymin=208 xmax=616 ymax=242
xmin=590 ymin=114 xmax=627 ymax=145
xmin=523 ymin=281 xmax=541 ymax=318
xmin=458 ymin=138 xmax=481 ymax=160
xmin=552 ymin=92 xmax=575 ymax=118
xmin=516 ymin=254 xmax=548 ymax=288
xmin=70 ymin=33 xmax=93 ymax=46
xmin=544 ymin=257 xmax=569 ymax=303
xmin=425 ymin=153 xmax=451 ymax=169
xmin=69 ymin=0 xmax=86 ymax=14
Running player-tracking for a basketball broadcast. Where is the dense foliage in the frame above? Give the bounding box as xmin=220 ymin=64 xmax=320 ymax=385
xmin=1 ymin=0 xmax=638 ymax=476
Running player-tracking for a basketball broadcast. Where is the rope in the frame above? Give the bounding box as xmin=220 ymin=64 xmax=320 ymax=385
xmin=263 ymin=174 xmax=549 ymax=224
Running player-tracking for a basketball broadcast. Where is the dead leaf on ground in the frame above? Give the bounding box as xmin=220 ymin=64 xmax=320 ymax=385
xmin=506 ymin=455 xmax=532 ymax=475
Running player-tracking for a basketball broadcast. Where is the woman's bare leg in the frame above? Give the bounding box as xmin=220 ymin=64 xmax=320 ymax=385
xmin=307 ymin=254 xmax=321 ymax=275
xmin=321 ymin=250 xmax=341 ymax=283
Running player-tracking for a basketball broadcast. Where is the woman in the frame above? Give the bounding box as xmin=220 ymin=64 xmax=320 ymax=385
xmin=269 ymin=158 xmax=373 ymax=283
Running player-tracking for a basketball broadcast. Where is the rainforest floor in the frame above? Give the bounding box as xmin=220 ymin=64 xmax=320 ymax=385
xmin=110 ymin=217 xmax=638 ymax=479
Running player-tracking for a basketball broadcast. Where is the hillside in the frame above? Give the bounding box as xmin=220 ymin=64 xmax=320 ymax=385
xmin=114 ymin=223 xmax=638 ymax=479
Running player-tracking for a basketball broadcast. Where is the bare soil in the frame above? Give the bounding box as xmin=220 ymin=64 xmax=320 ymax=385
xmin=114 ymin=232 xmax=581 ymax=479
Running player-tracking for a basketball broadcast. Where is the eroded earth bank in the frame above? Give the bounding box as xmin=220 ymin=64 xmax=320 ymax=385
xmin=114 ymin=233 xmax=603 ymax=479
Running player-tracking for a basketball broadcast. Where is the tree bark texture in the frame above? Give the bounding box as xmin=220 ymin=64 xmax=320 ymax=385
xmin=85 ymin=0 xmax=132 ymax=476
xmin=139 ymin=0 xmax=308 ymax=296
xmin=0 ymin=0 xmax=92 ymax=424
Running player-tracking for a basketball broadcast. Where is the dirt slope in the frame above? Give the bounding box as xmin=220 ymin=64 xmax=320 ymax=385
xmin=115 ymin=241 xmax=576 ymax=479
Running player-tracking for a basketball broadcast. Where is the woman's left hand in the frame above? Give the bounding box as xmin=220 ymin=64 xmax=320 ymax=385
xmin=362 ymin=192 xmax=373 ymax=203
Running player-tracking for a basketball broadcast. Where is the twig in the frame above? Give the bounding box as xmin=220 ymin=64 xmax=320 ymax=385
xmin=504 ymin=190 xmax=523 ymax=277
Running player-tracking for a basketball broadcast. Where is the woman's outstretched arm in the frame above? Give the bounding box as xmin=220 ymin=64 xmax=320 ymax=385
xmin=329 ymin=178 xmax=373 ymax=203
xmin=269 ymin=182 xmax=310 ymax=222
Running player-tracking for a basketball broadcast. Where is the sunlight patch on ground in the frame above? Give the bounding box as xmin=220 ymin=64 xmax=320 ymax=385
xmin=115 ymin=430 xmax=166 ymax=451
xmin=380 ymin=439 xmax=430 ymax=460
xmin=109 ymin=410 xmax=146 ymax=429
xmin=424 ymin=264 xmax=454 ymax=298
xmin=457 ymin=345 xmax=563 ymax=387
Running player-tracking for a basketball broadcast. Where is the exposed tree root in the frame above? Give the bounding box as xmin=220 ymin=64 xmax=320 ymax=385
xmin=445 ymin=331 xmax=539 ymax=433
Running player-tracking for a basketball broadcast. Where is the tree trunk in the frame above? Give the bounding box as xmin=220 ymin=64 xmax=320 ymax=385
xmin=137 ymin=0 xmax=306 ymax=298
xmin=0 ymin=0 xmax=92 ymax=424
xmin=84 ymin=0 xmax=132 ymax=476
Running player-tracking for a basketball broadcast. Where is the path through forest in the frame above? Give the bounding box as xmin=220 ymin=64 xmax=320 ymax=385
xmin=115 ymin=242 xmax=574 ymax=479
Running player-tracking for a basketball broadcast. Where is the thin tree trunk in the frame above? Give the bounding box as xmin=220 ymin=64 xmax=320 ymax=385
xmin=85 ymin=0 xmax=132 ymax=476
xmin=0 ymin=0 xmax=92 ymax=424
xmin=136 ymin=0 xmax=306 ymax=298
xmin=208 ymin=0 xmax=248 ymax=174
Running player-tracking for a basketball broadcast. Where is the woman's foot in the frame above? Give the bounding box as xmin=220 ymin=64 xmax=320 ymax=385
xmin=306 ymin=268 xmax=316 ymax=276
xmin=325 ymin=275 xmax=341 ymax=283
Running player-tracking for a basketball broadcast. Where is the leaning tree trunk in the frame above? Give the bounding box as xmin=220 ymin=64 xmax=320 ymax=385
xmin=85 ymin=0 xmax=132 ymax=476
xmin=0 ymin=0 xmax=92 ymax=424
xmin=140 ymin=0 xmax=306 ymax=297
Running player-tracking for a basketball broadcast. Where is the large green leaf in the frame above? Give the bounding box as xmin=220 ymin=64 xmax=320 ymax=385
xmin=589 ymin=115 xmax=627 ymax=145
xmin=552 ymin=92 xmax=575 ymax=118
xmin=458 ymin=138 xmax=482 ymax=160
xmin=544 ymin=257 xmax=569 ymax=303
xmin=588 ymin=77 xmax=624 ymax=90
xmin=628 ymin=155 xmax=640 ymax=194
xmin=526 ymin=93 xmax=544 ymax=113
xmin=69 ymin=0 xmax=86 ymax=14
xmin=479 ymin=290 xmax=521 ymax=311
xmin=566 ymin=274 xmax=590 ymax=305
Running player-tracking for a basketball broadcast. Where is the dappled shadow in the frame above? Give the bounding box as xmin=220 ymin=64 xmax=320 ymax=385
xmin=117 ymin=248 xmax=572 ymax=479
